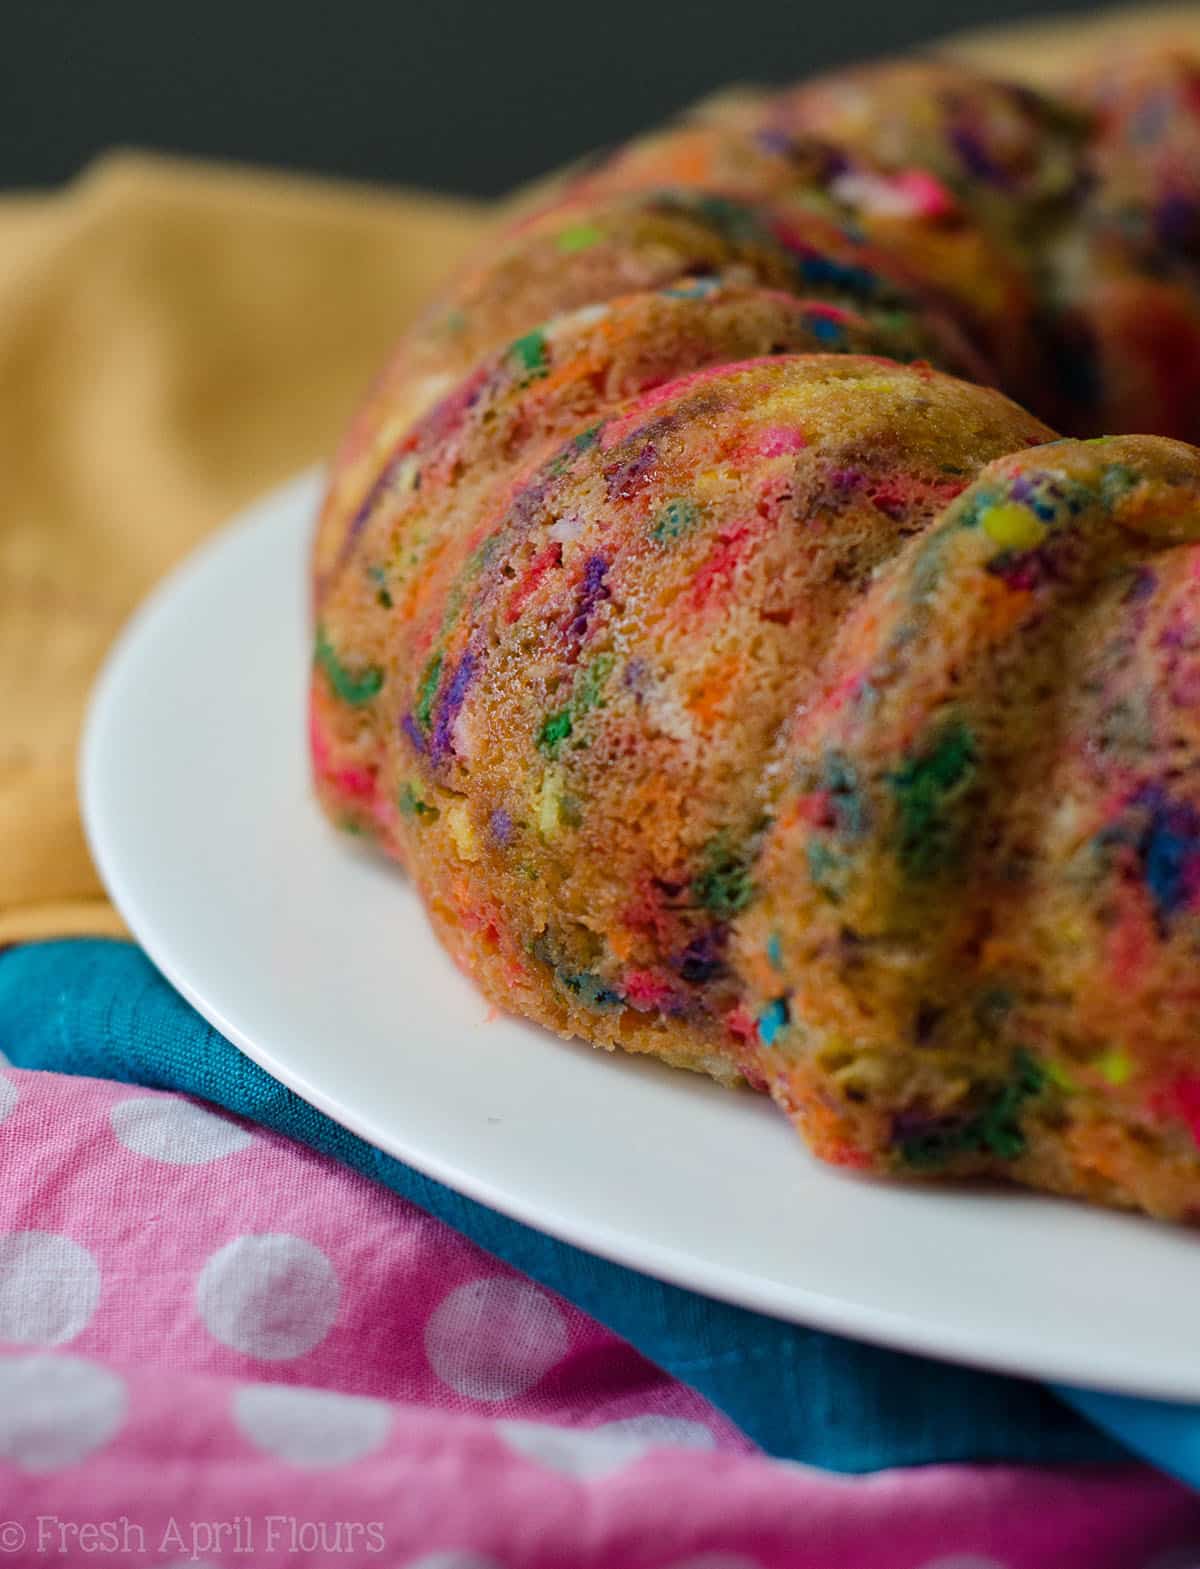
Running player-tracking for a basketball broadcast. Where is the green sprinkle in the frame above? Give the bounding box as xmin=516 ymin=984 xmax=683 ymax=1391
xmin=466 ymin=534 xmax=500 ymax=578
xmin=692 ymin=193 xmax=766 ymax=246
xmin=564 ymin=970 xmax=623 ymax=1009
xmin=537 ymin=708 xmax=574 ymax=754
xmin=806 ymin=841 xmax=848 ymax=903
xmin=955 ymin=487 xmax=1000 ymax=531
xmin=573 ymin=422 xmax=603 ymax=452
xmin=824 ymin=750 xmax=868 ymax=838
xmin=398 ymin=782 xmax=439 ymax=821
xmin=314 ymin=627 xmax=384 ymax=707
xmin=1100 ymin=463 xmax=1138 ymax=507
xmin=767 ymin=931 xmax=784 ymax=971
xmin=650 ymin=498 xmax=698 ymax=543
xmin=531 ymin=934 xmax=622 ymax=1010
xmin=415 ymin=651 xmax=443 ymax=732
xmin=974 ymin=1050 xmax=1045 ymax=1158
xmin=1044 ymin=1059 xmax=1077 ymax=1092
xmin=889 ymin=720 xmax=977 ymax=878
xmin=693 ymin=835 xmax=754 ymax=917
xmin=510 ymin=328 xmax=549 ymax=380
xmin=368 ymin=564 xmax=392 ymax=608
xmin=556 ymin=222 xmax=604 ymax=253
xmin=899 ymin=1050 xmax=1045 ymax=1169
xmin=575 ymin=653 xmax=614 ymax=714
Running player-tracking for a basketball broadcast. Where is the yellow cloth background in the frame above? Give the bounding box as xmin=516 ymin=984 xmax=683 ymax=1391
xmin=0 ymin=155 xmax=486 ymax=942
xmin=2 ymin=5 xmax=1197 ymax=944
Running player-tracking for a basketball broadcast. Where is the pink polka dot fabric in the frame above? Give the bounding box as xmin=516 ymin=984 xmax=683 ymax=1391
xmin=0 ymin=1064 xmax=1198 ymax=1568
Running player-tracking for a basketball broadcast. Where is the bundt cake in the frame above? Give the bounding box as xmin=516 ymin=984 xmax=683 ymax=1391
xmin=735 ymin=434 xmax=1200 ymax=1219
xmin=311 ymin=42 xmax=1200 ymax=1220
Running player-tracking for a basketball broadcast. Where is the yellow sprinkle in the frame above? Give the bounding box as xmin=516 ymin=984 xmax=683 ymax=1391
xmin=536 ymin=768 xmax=564 ymax=838
xmin=445 ymin=801 xmax=480 ymax=862
xmin=1043 ymin=1059 xmax=1077 ymax=1093
xmin=690 ymin=467 xmax=730 ymax=500
xmin=1095 ymin=1049 xmax=1132 ymax=1087
xmin=981 ymin=502 xmax=1046 ymax=552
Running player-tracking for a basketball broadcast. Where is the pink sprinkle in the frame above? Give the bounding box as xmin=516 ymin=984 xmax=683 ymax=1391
xmin=725 ymin=1003 xmax=756 ymax=1043
xmin=310 ymin=694 xmax=376 ymax=801
xmin=725 ymin=1006 xmax=770 ymax=1090
xmin=794 ymin=790 xmax=835 ymax=828
xmin=798 ymin=302 xmax=853 ymax=324
xmin=1151 ymin=1073 xmax=1200 ymax=1147
xmin=892 ymin=168 xmax=959 ymax=220
xmin=334 ymin=765 xmax=375 ymax=800
xmin=622 ymin=970 xmax=678 ymax=1011
xmin=690 ymin=521 xmax=759 ymax=610
xmin=756 ymin=426 xmax=808 ymax=458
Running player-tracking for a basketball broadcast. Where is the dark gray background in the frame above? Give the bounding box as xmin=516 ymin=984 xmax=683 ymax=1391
xmin=5 ymin=0 xmax=1099 ymax=197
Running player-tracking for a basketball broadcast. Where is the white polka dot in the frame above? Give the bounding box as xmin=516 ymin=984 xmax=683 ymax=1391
xmin=111 ymin=1096 xmax=253 ymax=1164
xmin=197 ymin=1235 xmax=339 ymax=1360
xmin=0 ymin=1232 xmax=101 ymax=1345
xmin=234 ymin=1383 xmax=391 ymax=1466
xmin=599 ymin=1414 xmax=715 ymax=1449
xmin=0 ymin=1354 xmax=125 ymax=1471
xmin=424 ymin=1277 xmax=569 ymax=1402
xmin=0 ymin=1076 xmax=16 ymax=1128
xmin=498 ymin=1414 xmax=714 ymax=1478
xmin=405 ymin=1556 xmax=505 ymax=1569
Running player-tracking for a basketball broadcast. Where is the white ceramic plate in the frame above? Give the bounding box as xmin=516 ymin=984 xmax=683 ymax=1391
xmin=82 ymin=469 xmax=1200 ymax=1400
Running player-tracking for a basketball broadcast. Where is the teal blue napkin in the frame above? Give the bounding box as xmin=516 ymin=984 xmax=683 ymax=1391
xmin=0 ymin=938 xmax=1121 ymax=1473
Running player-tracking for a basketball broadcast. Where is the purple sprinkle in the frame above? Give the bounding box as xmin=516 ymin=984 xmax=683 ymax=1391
xmin=511 ymin=476 xmax=551 ymax=527
xmin=605 ymin=442 xmax=657 ymax=501
xmin=490 ymin=808 xmax=514 ymax=847
xmin=400 ymin=712 xmax=426 ymax=754
xmin=431 ymin=649 xmax=478 ymax=763
xmin=1132 ymin=95 xmax=1172 ymax=146
xmin=338 ymin=464 xmax=392 ymax=567
xmin=1157 ymin=193 xmax=1198 ymax=251
xmin=1009 ymin=473 xmax=1037 ymax=504
xmin=756 ymin=127 xmax=794 ymax=157
xmin=950 ymin=124 xmax=1009 ymax=188
xmin=829 ymin=467 xmax=864 ymax=492
xmin=623 ymin=657 xmax=649 ymax=694
xmin=674 ymin=926 xmax=728 ymax=986
xmin=891 ymin=1109 xmax=959 ymax=1143
xmin=567 ymin=554 xmax=610 ymax=642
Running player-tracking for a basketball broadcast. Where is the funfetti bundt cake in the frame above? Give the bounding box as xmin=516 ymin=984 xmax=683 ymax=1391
xmin=311 ymin=40 xmax=1200 ymax=1220
xmin=734 ymin=434 xmax=1200 ymax=1220
xmin=312 ymin=286 xmax=972 ymax=852
xmin=1051 ymin=49 xmax=1200 ymax=440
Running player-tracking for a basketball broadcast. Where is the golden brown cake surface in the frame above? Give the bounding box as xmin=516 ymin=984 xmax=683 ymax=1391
xmin=311 ymin=42 xmax=1200 ymax=1221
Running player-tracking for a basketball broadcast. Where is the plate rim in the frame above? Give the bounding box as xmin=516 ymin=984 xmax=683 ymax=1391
xmin=80 ymin=468 xmax=1200 ymax=1404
